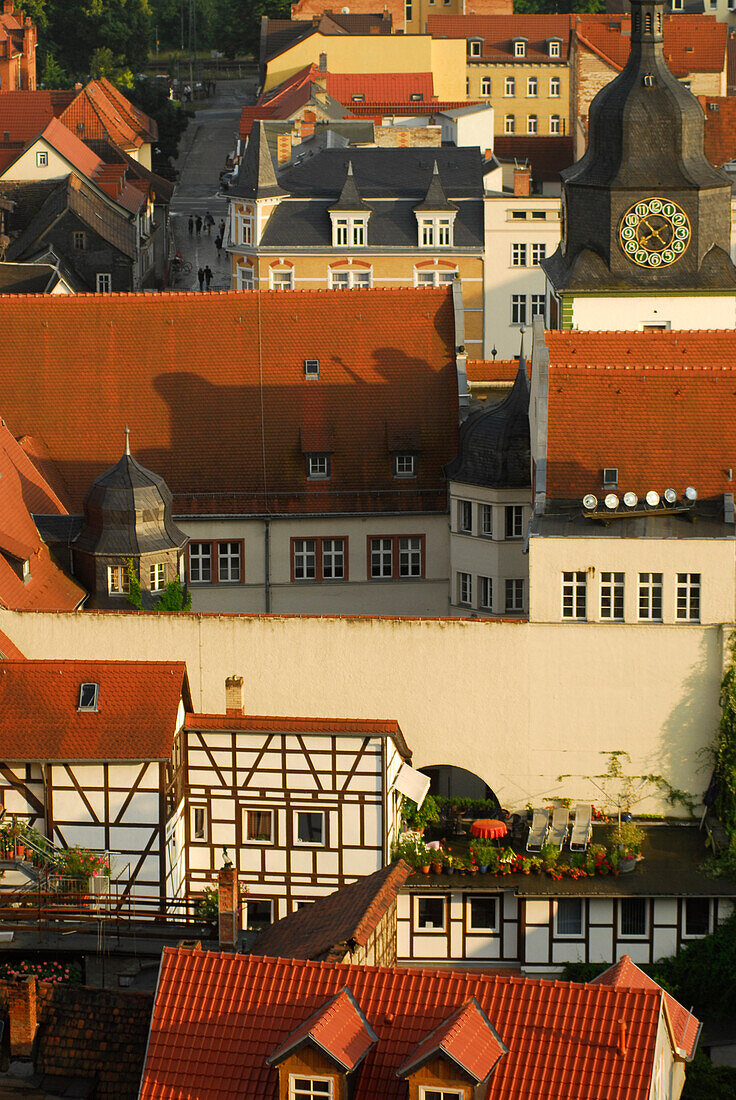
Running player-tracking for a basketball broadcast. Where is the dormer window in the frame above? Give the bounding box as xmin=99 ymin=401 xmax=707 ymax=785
xmin=419 ymin=216 xmax=453 ymax=247
xmin=513 ymin=37 xmax=527 ymax=58
xmin=351 ymin=93 xmax=364 ymax=102
xmin=108 ymin=564 xmax=130 ymax=595
xmin=410 ymin=92 xmax=424 ymax=101
xmin=307 ymin=454 xmax=330 ymax=479
xmin=548 ymin=38 xmax=561 ymax=58
xmin=78 ymin=683 xmax=99 ymax=711
xmin=304 ymin=358 xmax=320 ymax=379
xmin=289 ymin=1078 xmax=333 ymax=1097
xmin=331 ymin=214 xmax=368 ymax=247
xmin=602 ymin=467 xmax=618 ymax=487
xmin=469 ymin=38 xmax=483 ymax=57
xmin=394 ymin=453 xmax=417 ymax=477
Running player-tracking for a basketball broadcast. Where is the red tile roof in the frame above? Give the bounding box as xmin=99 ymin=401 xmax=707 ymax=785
xmin=291 ymin=0 xmax=405 ymax=30
xmin=2 ymin=116 xmax=106 ymax=182
xmin=140 ymin=950 xmax=674 ymax=1100
xmin=544 ymin=330 xmax=736 ymax=501
xmin=492 ymin=135 xmax=574 ymax=181
xmin=592 ymin=955 xmax=700 ymax=1060
xmin=0 ymin=630 xmax=24 ymax=659
xmin=0 ymin=289 xmax=458 ymax=517
xmin=0 ymin=660 xmax=190 ymax=760
xmin=466 ymin=358 xmax=518 ymax=382
xmin=397 ymin=998 xmax=506 ymax=1083
xmin=346 ymin=99 xmax=484 ymax=118
xmin=268 ymin=988 xmax=377 ymax=1072
xmin=61 ymin=78 xmax=157 ymax=148
xmin=576 ymin=14 xmax=726 ymax=76
xmin=699 ymin=95 xmax=736 ymax=166
xmin=328 ymin=72 xmax=436 ymax=103
xmin=188 ymin=714 xmax=412 ymax=762
xmin=250 ymin=861 xmax=412 ymax=961
xmin=0 ymin=90 xmax=56 ymax=142
xmin=240 ymin=65 xmax=319 ymax=138
xmin=0 ymin=419 xmax=86 ymax=612
xmin=427 ymin=14 xmax=574 ymax=61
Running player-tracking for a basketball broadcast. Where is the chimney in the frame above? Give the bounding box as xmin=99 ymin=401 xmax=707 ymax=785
xmin=301 ymin=121 xmax=314 ymax=140
xmin=74 ymin=82 xmax=82 ymax=91
xmin=218 ymin=862 xmax=239 ymax=949
xmin=319 ymin=51 xmax=327 ymax=73
xmin=618 ymin=1020 xmax=628 ymax=1057
xmin=513 ymin=166 xmax=531 ymax=196
xmin=225 ymin=674 xmax=244 ymax=715
xmin=7 ymin=977 xmax=37 ymax=1057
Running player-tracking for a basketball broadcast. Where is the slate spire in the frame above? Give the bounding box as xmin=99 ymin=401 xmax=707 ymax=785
xmin=414 ymin=160 xmax=457 ymax=212
xmin=329 ymin=160 xmax=370 ymax=210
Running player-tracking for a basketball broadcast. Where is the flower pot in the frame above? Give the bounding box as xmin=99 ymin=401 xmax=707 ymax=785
xmin=469 ymin=866 xmax=477 ymax=875
xmin=431 ymin=862 xmax=443 ymax=875
xmin=618 ymin=856 xmax=637 ymax=874
xmin=479 ymin=864 xmax=489 ymax=874
xmin=420 ymin=865 xmax=431 ymax=874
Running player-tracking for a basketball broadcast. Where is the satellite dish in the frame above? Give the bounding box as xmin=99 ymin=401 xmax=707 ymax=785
xmin=604 ymin=493 xmax=619 ymax=510
xmin=582 ymin=494 xmax=597 ymax=510
xmin=645 ymin=490 xmax=660 ymax=507
xmin=685 ymin=486 xmax=698 ymax=501
xmin=664 ymin=488 xmax=677 ymax=504
xmin=623 ymin=491 xmax=638 ymax=507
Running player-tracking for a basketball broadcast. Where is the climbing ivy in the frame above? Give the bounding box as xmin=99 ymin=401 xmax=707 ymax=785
xmin=709 ymin=634 xmax=736 ymax=838
xmin=124 ymin=558 xmax=192 ymax=613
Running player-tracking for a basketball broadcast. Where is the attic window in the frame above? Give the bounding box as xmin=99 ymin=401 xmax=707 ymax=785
xmin=36 ymin=151 xmax=48 ymax=167
xmin=351 ymin=93 xmax=365 ymax=102
xmin=513 ymin=38 xmax=526 ymax=58
xmin=410 ymin=92 xmax=424 ymax=101
xmin=78 ymin=683 xmax=99 ymax=712
xmin=304 ymin=358 xmax=320 ymax=379
xmin=602 ymin=467 xmax=618 ymax=487
xmin=468 ymin=38 xmax=483 ymax=57
xmin=548 ymin=38 xmax=561 ymax=57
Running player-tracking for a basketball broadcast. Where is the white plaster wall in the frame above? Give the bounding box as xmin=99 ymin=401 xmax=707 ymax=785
xmin=1 ymin=610 xmax=726 ymax=814
xmin=449 ymin=484 xmax=531 ymax=616
xmin=571 ymin=294 xmax=736 ymax=332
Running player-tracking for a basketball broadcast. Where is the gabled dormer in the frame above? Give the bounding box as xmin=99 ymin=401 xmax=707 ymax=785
xmin=396 ymin=999 xmax=507 ymax=1098
xmin=267 ymin=987 xmax=378 ymax=1099
xmin=414 ymin=161 xmax=458 ymax=248
xmin=329 ymin=161 xmax=371 ymax=247
xmin=512 ymin=36 xmax=527 ymax=58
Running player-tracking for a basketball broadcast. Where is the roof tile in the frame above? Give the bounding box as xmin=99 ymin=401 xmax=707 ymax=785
xmin=592 ymin=955 xmax=699 ymax=1059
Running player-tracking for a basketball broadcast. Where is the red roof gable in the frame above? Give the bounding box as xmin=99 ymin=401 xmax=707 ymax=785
xmin=576 ymin=14 xmax=726 ymax=76
xmin=34 ymin=117 xmax=105 ymax=180
xmin=327 ymin=72 xmax=436 ymax=103
xmin=0 ymin=660 xmax=189 ymax=760
xmin=0 ymin=420 xmax=85 ymax=612
xmin=700 ymin=95 xmax=736 ymax=166
xmin=240 ymin=66 xmax=320 ymax=139
xmin=268 ymin=987 xmax=377 ymax=1072
xmin=140 ymin=950 xmax=671 ymax=1099
xmin=0 ymin=630 xmax=24 ymax=659
xmin=397 ymin=998 xmax=506 ymax=1082
xmin=592 ymin=955 xmax=700 ymax=1060
xmin=543 ymin=329 xmax=736 ymax=501
xmin=291 ymin=0 xmax=405 ymax=30
xmin=0 ymin=288 xmax=458 ymax=517
xmin=427 ymin=14 xmax=574 ymax=61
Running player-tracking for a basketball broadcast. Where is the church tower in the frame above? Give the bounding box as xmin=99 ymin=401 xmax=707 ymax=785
xmin=544 ymin=0 xmax=736 ymax=331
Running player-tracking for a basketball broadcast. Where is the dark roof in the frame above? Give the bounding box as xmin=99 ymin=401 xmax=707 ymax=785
xmin=250 ymin=861 xmax=412 ymax=962
xmin=260 ymin=195 xmax=483 ymax=249
xmin=414 ymin=160 xmax=458 ymax=212
xmin=0 ymin=260 xmax=60 ymax=292
xmin=277 ymin=146 xmax=486 ymax=199
xmin=328 ymin=160 xmax=370 ymax=210
xmin=445 ymin=358 xmax=530 ymax=489
xmin=262 ymin=13 xmax=391 ymax=64
xmin=235 ymin=120 xmax=286 ymax=201
xmin=33 ymin=512 xmax=83 ymax=545
xmin=493 ymin=136 xmax=574 ymax=182
xmin=75 ymin=442 xmax=188 ymax=557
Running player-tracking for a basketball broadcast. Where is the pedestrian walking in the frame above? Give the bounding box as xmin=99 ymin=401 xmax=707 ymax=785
xmin=195 ymin=215 xmax=202 ymax=235
xmin=188 ymin=215 xmax=194 ymax=235
xmin=204 ymin=265 xmax=213 ymax=290
xmin=197 ymin=266 xmax=205 ymax=291
xmin=218 ymin=219 xmax=225 ymax=238
xmin=204 ymin=211 xmax=215 ymax=234
xmin=215 ymin=235 xmax=223 ymax=259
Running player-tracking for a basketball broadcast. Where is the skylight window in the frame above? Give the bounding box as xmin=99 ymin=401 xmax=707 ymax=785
xmin=78 ymin=683 xmax=99 ymax=711
xmin=304 ymin=359 xmax=320 ymax=379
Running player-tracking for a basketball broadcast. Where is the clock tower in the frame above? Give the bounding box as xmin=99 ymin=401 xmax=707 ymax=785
xmin=544 ymin=0 xmax=736 ymax=331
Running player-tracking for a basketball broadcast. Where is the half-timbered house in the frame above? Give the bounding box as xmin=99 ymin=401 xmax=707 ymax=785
xmin=183 ymin=677 xmax=414 ymax=924
xmin=0 ymin=659 xmax=191 ymax=904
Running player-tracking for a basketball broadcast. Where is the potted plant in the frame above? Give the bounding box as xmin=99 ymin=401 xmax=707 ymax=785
xmin=431 ymin=852 xmax=444 ymax=875
xmin=442 ymin=851 xmax=454 ymax=874
xmin=401 ymin=794 xmax=440 ymax=835
xmin=529 ymin=856 xmax=542 ymax=875
xmin=540 ymin=842 xmax=559 ymax=874
xmin=470 ymin=841 xmax=494 ymax=874
xmin=608 ymin=821 xmax=645 ymax=873
xmin=521 ymin=857 xmax=532 ymax=875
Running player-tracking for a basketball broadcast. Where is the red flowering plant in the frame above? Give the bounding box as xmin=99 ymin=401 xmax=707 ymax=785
xmin=56 ymin=847 xmax=110 ymax=882
xmin=0 ymin=960 xmax=82 ymax=983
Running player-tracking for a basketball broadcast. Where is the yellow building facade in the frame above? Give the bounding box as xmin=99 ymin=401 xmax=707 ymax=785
xmin=467 ymin=59 xmax=571 ymax=137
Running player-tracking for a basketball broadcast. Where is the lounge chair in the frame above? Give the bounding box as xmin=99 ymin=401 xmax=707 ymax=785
xmin=570 ymin=803 xmax=593 ymax=852
xmin=526 ymin=808 xmax=549 ymax=852
xmin=549 ymin=805 xmax=569 ymax=850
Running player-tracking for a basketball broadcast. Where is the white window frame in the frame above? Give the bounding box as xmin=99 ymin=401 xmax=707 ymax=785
xmin=469 ymin=38 xmax=483 ymax=57
xmin=270 ymin=268 xmax=293 ymax=290
xmin=190 ymin=805 xmax=208 ymax=842
xmin=78 ymin=683 xmax=99 ymax=711
xmin=548 ymin=39 xmax=561 ymax=58
xmin=418 ymin=1089 xmax=463 ymax=1100
xmin=562 ymin=570 xmax=587 ymax=620
xmin=550 ymin=76 xmax=561 ymax=97
xmin=238 ymin=214 xmax=254 ymax=245
xmin=352 ymin=218 xmax=366 ymax=246
xmin=370 ymin=537 xmax=393 ymax=579
xmin=149 ymin=562 xmax=166 ymax=592
xmin=457 ymin=571 xmax=472 ymax=606
xmin=107 ymin=564 xmax=130 ymax=596
xmin=531 ymin=294 xmax=546 ymax=320
xmin=600 ymin=571 xmax=624 ymax=621
xmin=306 ymin=454 xmax=330 ymax=479
xmin=458 ymin=498 xmax=473 ymax=533
xmin=189 ymin=542 xmax=212 ymax=584
xmin=414 ymin=266 xmax=457 ymax=287
xmin=527 ymin=114 xmax=538 ymax=135
xmin=467 ymin=893 xmax=499 ymax=931
xmin=531 ymin=243 xmax=546 ymax=266
xmin=293 ymin=539 xmax=317 ymax=581
xmin=394 ymin=453 xmax=416 ymax=478
xmin=682 ymin=898 xmax=712 ymax=939
xmin=514 ymin=39 xmax=526 ymax=57
xmin=505 ymin=504 xmax=523 ymax=538
xmin=289 ymin=1075 xmax=334 ymax=1099
xmin=511 ymin=294 xmax=526 ymax=324
xmin=244 ymin=807 xmax=274 ymax=845
xmin=481 ymin=75 xmax=491 ymax=95
xmin=238 ymin=266 xmax=254 ymax=290
xmin=218 ymin=542 xmax=242 ymax=583
xmin=504 ymin=76 xmax=515 ymax=97
xmin=527 ymin=76 xmax=538 ymax=97
xmin=676 ymin=572 xmax=700 ymax=621
xmin=480 ymin=503 xmax=492 ymax=537
xmin=418 ymin=215 xmax=454 ymax=249
xmin=330 ymin=267 xmax=372 ymax=289
xmin=504 ymin=114 xmax=515 ymax=135
xmin=96 ymin=273 xmax=112 ymax=293
xmin=335 ymin=218 xmax=348 ymax=246
xmin=399 ymin=536 xmax=422 ymax=578
xmin=36 ymin=150 xmax=48 ymax=167
xmin=505 ymin=578 xmax=524 ymax=612
xmin=638 ymin=572 xmax=663 ymax=622
xmin=294 ymin=809 xmax=326 ymax=847
xmin=511 ymin=242 xmax=527 ymax=267
xmin=550 ymin=114 xmax=561 ymax=135
xmin=321 ymin=538 xmax=345 ymax=580
xmin=618 ymin=897 xmax=649 ymax=939
xmin=555 ymin=897 xmax=584 ymax=937
xmin=415 ymin=894 xmax=446 ymax=931
xmin=479 ymin=575 xmax=493 ymax=611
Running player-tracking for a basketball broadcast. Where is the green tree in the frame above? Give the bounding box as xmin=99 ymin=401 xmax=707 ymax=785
xmin=90 ymin=46 xmax=134 ymax=88
xmin=211 ymin=0 xmax=289 ymax=60
xmin=129 ymin=76 xmax=193 ymax=179
xmin=709 ymin=635 xmax=736 ymax=837
xmin=40 ymin=50 xmax=72 ymax=88
xmin=46 ymin=0 xmax=152 ymax=81
xmin=515 ymin=0 xmax=602 ymax=10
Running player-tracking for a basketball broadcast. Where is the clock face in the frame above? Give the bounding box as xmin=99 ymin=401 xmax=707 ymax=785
xmin=619 ymin=198 xmax=691 ymax=268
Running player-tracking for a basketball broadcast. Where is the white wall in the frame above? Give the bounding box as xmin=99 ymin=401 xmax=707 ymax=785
xmin=2 ymin=610 xmax=727 ymax=815
xmin=570 ymin=293 xmax=736 ymax=332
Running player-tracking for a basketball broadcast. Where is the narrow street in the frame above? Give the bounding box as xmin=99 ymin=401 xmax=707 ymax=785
xmin=169 ymin=79 xmax=255 ymax=292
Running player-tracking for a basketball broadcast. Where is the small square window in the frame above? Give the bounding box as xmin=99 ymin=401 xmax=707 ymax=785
xmin=683 ymin=898 xmax=710 ymax=937
xmin=394 ymin=453 xmax=416 ymax=478
xmin=416 ymin=896 xmax=445 ymax=930
xmin=619 ymin=897 xmax=648 ymax=937
xmin=307 ymin=454 xmax=330 ymax=479
xmin=191 ymin=806 xmax=208 ymax=841
xmin=295 ymin=810 xmax=325 ymax=846
xmin=602 ymin=467 xmax=618 ymax=487
xmin=149 ymin=562 xmax=166 ymax=591
xmin=73 ymin=231 xmax=86 ymax=250
xmin=468 ymin=894 xmax=498 ymax=930
xmin=78 ymin=683 xmax=99 ymax=711
xmin=36 ymin=150 xmax=48 ymax=167
xmin=556 ymin=897 xmax=583 ymax=936
xmin=245 ymin=809 xmax=273 ymax=843
xmin=246 ymin=898 xmax=273 ymax=931
xmin=304 ymin=359 xmax=320 ymax=379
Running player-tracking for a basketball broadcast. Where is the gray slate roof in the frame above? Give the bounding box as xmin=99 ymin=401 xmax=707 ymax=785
xmin=278 ymin=146 xmax=486 ymax=199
